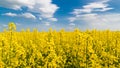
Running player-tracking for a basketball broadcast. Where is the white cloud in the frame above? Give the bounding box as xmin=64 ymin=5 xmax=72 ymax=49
xmin=94 ymin=8 xmax=113 ymax=12
xmin=83 ymin=2 xmax=113 ymax=12
xmin=71 ymin=0 xmax=112 ymax=15
xmin=2 ymin=12 xmax=36 ymax=19
xmin=68 ymin=17 xmax=77 ymax=22
xmin=20 ymin=13 xmax=36 ymax=19
xmin=0 ymin=0 xmax=59 ymax=21
xmin=72 ymin=9 xmax=92 ymax=15
xmin=83 ymin=2 xmax=107 ymax=9
xmin=2 ymin=12 xmax=17 ymax=17
xmin=48 ymin=18 xmax=58 ymax=22
xmin=69 ymin=23 xmax=75 ymax=26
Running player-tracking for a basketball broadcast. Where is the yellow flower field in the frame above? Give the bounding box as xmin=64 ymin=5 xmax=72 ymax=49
xmin=0 ymin=23 xmax=120 ymax=68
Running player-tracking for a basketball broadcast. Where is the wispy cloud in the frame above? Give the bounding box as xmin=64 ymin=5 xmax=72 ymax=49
xmin=69 ymin=23 xmax=75 ymax=26
xmin=2 ymin=12 xmax=17 ymax=17
xmin=2 ymin=12 xmax=36 ymax=19
xmin=48 ymin=18 xmax=58 ymax=22
xmin=20 ymin=13 xmax=36 ymax=19
xmin=71 ymin=0 xmax=112 ymax=16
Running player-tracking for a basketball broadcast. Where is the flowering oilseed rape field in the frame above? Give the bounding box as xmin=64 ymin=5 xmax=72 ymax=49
xmin=0 ymin=23 xmax=120 ymax=68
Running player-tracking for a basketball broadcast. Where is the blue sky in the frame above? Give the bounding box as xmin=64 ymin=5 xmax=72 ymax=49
xmin=0 ymin=0 xmax=120 ymax=31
